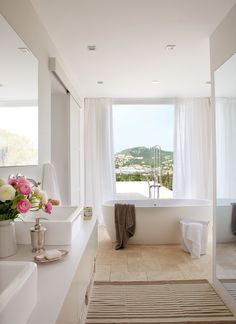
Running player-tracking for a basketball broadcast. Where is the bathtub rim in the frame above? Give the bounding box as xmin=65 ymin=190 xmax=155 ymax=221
xmin=103 ymin=198 xmax=212 ymax=208
xmin=216 ymin=198 xmax=236 ymax=207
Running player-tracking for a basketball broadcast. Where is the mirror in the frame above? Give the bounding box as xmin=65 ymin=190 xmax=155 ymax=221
xmin=0 ymin=15 xmax=38 ymax=166
xmin=215 ymin=53 xmax=236 ymax=300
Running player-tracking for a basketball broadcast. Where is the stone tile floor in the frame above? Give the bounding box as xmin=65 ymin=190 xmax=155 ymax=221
xmin=216 ymin=243 xmax=236 ymax=280
xmin=94 ymin=225 xmax=212 ymax=282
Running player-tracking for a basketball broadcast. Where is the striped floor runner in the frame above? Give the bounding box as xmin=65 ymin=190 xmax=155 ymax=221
xmin=86 ymin=280 xmax=236 ymax=323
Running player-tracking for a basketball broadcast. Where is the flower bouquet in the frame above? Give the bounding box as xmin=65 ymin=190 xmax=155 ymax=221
xmin=0 ymin=176 xmax=52 ymax=221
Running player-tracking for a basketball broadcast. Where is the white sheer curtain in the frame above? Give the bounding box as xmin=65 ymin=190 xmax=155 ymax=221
xmin=215 ymin=98 xmax=236 ymax=199
xmin=173 ymin=98 xmax=211 ymax=199
xmin=84 ymin=98 xmax=115 ymax=223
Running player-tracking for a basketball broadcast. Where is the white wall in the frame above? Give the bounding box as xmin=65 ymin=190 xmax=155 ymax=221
xmin=51 ymin=91 xmax=70 ymax=205
xmin=69 ymin=95 xmax=84 ymax=206
xmin=210 ymin=3 xmax=236 ymax=314
xmin=0 ymin=0 xmax=77 ymax=182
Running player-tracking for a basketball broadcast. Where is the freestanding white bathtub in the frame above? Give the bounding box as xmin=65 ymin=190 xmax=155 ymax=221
xmin=216 ymin=198 xmax=236 ymax=243
xmin=102 ymin=199 xmax=212 ymax=245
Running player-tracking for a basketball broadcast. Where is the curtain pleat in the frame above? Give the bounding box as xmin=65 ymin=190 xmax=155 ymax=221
xmin=173 ymin=98 xmax=211 ymax=199
xmin=84 ymin=98 xmax=115 ymax=223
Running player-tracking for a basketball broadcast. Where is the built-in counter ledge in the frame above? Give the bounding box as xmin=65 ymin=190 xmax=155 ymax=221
xmin=2 ymin=217 xmax=97 ymax=324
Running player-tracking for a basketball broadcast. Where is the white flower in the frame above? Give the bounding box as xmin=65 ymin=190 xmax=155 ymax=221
xmin=39 ymin=190 xmax=48 ymax=204
xmin=32 ymin=187 xmax=48 ymax=204
xmin=0 ymin=179 xmax=5 ymax=186
xmin=32 ymin=187 xmax=40 ymax=195
xmin=33 ymin=188 xmax=47 ymax=203
xmin=0 ymin=184 xmax=16 ymax=202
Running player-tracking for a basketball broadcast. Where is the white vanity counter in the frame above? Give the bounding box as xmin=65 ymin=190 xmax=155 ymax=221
xmin=3 ymin=217 xmax=97 ymax=324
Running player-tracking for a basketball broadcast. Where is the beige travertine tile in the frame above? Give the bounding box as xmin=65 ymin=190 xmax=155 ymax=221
xmin=96 ymin=256 xmax=112 ymax=265
xmin=125 ymin=251 xmax=142 ymax=258
xmin=146 ymin=245 xmax=182 ymax=257
xmin=125 ymin=272 xmax=147 ymax=281
xmin=127 ymin=261 xmax=147 ymax=272
xmin=96 ymin=265 xmax=111 ymax=272
xmin=183 ymin=271 xmax=211 ymax=280
xmin=110 ymin=271 xmax=126 ymax=281
xmin=128 ymin=257 xmax=160 ymax=271
xmin=100 ymin=251 xmax=122 ymax=258
xmin=110 ymin=264 xmax=128 ymax=272
xmin=110 ymin=271 xmax=147 ymax=281
xmin=127 ymin=257 xmax=142 ymax=264
xmin=97 ymin=243 xmax=113 ymax=251
xmin=141 ymin=247 xmax=163 ymax=257
xmin=110 ymin=255 xmax=127 ymax=265
xmin=179 ymin=263 xmax=211 ymax=280
xmin=147 ymin=271 xmax=185 ymax=281
xmin=127 ymin=258 xmax=161 ymax=272
xmin=124 ymin=244 xmax=142 ymax=251
xmin=178 ymin=263 xmax=202 ymax=273
xmin=142 ymin=259 xmax=161 ymax=271
xmin=160 ymin=263 xmax=182 ymax=272
xmin=94 ymin=270 xmax=110 ymax=281
xmin=157 ymin=255 xmax=189 ymax=265
xmin=96 ymin=225 xmax=212 ymax=282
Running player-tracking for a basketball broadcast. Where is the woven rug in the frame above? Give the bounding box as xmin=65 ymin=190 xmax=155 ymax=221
xmin=86 ymin=280 xmax=236 ymax=323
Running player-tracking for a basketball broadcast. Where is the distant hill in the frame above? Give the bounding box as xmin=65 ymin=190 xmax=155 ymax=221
xmin=116 ymin=146 xmax=173 ymax=166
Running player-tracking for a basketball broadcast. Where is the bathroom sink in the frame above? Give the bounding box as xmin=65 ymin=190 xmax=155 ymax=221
xmin=0 ymin=261 xmax=37 ymax=324
xmin=15 ymin=206 xmax=82 ymax=245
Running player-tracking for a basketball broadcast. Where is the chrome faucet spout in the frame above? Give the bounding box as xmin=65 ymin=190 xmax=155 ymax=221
xmin=26 ymin=178 xmax=40 ymax=187
xmin=148 ymin=145 xmax=162 ymax=199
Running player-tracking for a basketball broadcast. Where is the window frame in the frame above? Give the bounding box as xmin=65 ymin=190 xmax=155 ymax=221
xmin=112 ymin=99 xmax=175 ymax=198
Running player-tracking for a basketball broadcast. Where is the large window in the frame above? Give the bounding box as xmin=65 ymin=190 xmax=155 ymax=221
xmin=0 ymin=106 xmax=38 ymax=166
xmin=113 ymin=104 xmax=174 ymax=199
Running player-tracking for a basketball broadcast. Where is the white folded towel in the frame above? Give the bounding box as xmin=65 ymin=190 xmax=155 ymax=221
xmin=186 ymin=222 xmax=203 ymax=258
xmin=42 ymin=163 xmax=61 ymax=201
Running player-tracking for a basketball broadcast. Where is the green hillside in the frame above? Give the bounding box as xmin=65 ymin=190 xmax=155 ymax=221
xmin=116 ymin=146 xmax=173 ymax=167
xmin=115 ymin=146 xmax=173 ymax=189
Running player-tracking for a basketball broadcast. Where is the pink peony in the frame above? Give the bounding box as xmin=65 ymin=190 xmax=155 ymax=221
xmin=44 ymin=202 xmax=52 ymax=214
xmin=17 ymin=198 xmax=31 ymax=214
xmin=17 ymin=177 xmax=28 ymax=184
xmin=18 ymin=182 xmax=32 ymax=195
xmin=8 ymin=178 xmax=18 ymax=186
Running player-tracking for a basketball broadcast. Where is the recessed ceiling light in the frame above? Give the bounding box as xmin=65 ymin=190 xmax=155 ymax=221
xmin=97 ymin=81 xmax=103 ymax=84
xmin=165 ymin=44 xmax=176 ymax=51
xmin=88 ymin=45 xmax=96 ymax=51
xmin=152 ymin=80 xmax=160 ymax=84
xmin=205 ymin=81 xmax=211 ymax=85
xmin=18 ymin=47 xmax=30 ymax=54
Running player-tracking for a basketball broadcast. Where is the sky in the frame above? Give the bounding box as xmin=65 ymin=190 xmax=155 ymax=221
xmin=0 ymin=106 xmax=38 ymax=148
xmin=113 ymin=104 xmax=174 ymax=153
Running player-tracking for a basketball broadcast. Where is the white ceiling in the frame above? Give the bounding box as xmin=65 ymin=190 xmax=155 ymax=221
xmin=31 ymin=0 xmax=236 ymax=98
xmin=0 ymin=15 xmax=38 ymax=102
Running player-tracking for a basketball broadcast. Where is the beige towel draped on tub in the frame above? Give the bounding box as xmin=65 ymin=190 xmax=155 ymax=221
xmin=115 ymin=204 xmax=136 ymax=250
